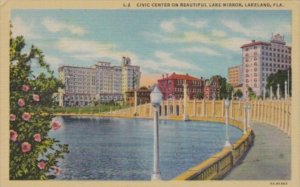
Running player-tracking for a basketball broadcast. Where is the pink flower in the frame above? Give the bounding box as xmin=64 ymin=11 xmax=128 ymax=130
xmin=33 ymin=133 xmax=41 ymax=142
xmin=33 ymin=94 xmax=40 ymax=102
xmin=22 ymin=112 xmax=31 ymax=121
xmin=21 ymin=85 xmax=30 ymax=92
xmin=10 ymin=130 xmax=18 ymax=142
xmin=37 ymin=161 xmax=46 ymax=170
xmin=18 ymin=99 xmax=25 ymax=107
xmin=21 ymin=142 xmax=31 ymax=153
xmin=51 ymin=120 xmax=61 ymax=130
xmin=10 ymin=114 xmax=16 ymax=121
xmin=54 ymin=166 xmax=61 ymax=176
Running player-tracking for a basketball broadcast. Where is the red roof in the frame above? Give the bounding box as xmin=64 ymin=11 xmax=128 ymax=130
xmin=241 ymin=41 xmax=270 ymax=48
xmin=158 ymin=73 xmax=200 ymax=81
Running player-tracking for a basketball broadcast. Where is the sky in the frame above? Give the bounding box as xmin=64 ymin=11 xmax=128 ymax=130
xmin=11 ymin=10 xmax=291 ymax=86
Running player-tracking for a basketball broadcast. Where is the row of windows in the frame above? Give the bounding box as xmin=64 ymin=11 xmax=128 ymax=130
xmin=245 ymin=73 xmax=258 ymax=77
xmin=245 ymin=83 xmax=258 ymax=88
xmin=263 ymin=68 xmax=281 ymax=72
xmin=65 ymin=70 xmax=95 ymax=75
xmin=261 ymin=52 xmax=291 ymax=58
xmin=174 ymin=88 xmax=202 ymax=92
xmin=245 ymin=68 xmax=258 ymax=73
xmin=245 ymin=79 xmax=258 ymax=83
xmin=244 ymin=45 xmax=291 ymax=54
xmin=262 ymin=63 xmax=289 ymax=68
xmin=65 ymin=96 xmax=95 ymax=100
xmin=245 ymin=57 xmax=291 ymax=63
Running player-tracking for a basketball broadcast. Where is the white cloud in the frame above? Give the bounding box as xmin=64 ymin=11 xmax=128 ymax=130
xmin=220 ymin=19 xmax=290 ymax=40
xmin=179 ymin=17 xmax=207 ymax=29
xmin=183 ymin=32 xmax=212 ymax=44
xmin=160 ymin=17 xmax=207 ymax=32
xmin=56 ymin=38 xmax=139 ymax=64
xmin=160 ymin=20 xmax=176 ymax=32
xmin=180 ymin=47 xmax=221 ymax=56
xmin=12 ymin=17 xmax=41 ymax=39
xmin=218 ymin=37 xmax=249 ymax=52
xmin=56 ymin=38 xmax=200 ymax=75
xmin=143 ymin=31 xmax=247 ymax=52
xmin=141 ymin=51 xmax=202 ymax=74
xmin=155 ymin=51 xmax=201 ymax=70
xmin=185 ymin=32 xmax=248 ymax=52
xmin=42 ymin=17 xmax=86 ymax=36
xmin=221 ymin=20 xmax=249 ymax=36
xmin=45 ymin=56 xmax=63 ymax=71
xmin=212 ymin=30 xmax=226 ymax=37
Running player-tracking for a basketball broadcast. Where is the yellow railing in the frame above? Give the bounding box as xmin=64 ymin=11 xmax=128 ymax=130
xmin=104 ymin=99 xmax=290 ymax=136
xmin=173 ymin=124 xmax=254 ymax=180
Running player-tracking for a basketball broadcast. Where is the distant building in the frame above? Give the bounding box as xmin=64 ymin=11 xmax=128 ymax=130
xmin=125 ymin=86 xmax=151 ymax=106
xmin=228 ymin=65 xmax=243 ymax=87
xmin=204 ymin=76 xmax=222 ymax=100
xmin=241 ymin=34 xmax=291 ymax=96
xmin=157 ymin=72 xmax=204 ymax=100
xmin=233 ymin=84 xmax=243 ymax=93
xmin=58 ymin=57 xmax=140 ymax=107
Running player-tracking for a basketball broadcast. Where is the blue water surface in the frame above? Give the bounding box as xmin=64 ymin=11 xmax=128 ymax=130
xmin=50 ymin=117 xmax=241 ymax=180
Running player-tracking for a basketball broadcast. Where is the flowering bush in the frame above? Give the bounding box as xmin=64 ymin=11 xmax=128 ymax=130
xmin=10 ymin=34 xmax=69 ymax=179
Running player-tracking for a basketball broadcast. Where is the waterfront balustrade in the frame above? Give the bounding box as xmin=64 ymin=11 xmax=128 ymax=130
xmin=102 ymin=99 xmax=291 ymax=137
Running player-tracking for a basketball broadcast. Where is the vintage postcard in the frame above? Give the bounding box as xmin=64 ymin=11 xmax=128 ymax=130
xmin=0 ymin=0 xmax=299 ymax=187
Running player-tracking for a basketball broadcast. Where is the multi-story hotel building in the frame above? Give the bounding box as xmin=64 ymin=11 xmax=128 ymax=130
xmin=157 ymin=73 xmax=204 ymax=100
xmin=241 ymin=34 xmax=291 ymax=96
xmin=58 ymin=57 xmax=141 ymax=106
xmin=228 ymin=65 xmax=243 ymax=87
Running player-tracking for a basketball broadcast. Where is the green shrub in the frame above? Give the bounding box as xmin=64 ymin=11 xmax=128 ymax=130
xmin=10 ymin=34 xmax=69 ymax=180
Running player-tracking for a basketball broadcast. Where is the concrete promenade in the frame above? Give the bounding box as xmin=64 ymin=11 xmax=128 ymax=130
xmin=224 ymin=122 xmax=291 ymax=180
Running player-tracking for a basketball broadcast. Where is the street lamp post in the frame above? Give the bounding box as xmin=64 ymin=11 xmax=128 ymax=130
xmin=285 ymin=81 xmax=288 ymax=100
xmin=243 ymin=104 xmax=247 ymax=134
xmin=277 ymin=83 xmax=280 ymax=100
xmin=150 ymin=85 xmax=163 ymax=180
xmin=246 ymin=103 xmax=251 ymax=129
xmin=224 ymin=99 xmax=231 ymax=147
xmin=270 ymin=86 xmax=273 ymax=100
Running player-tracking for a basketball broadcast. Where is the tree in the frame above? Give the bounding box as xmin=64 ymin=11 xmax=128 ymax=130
xmin=225 ymin=83 xmax=233 ymax=99
xmin=10 ymin=32 xmax=69 ymax=179
xmin=234 ymin=89 xmax=243 ymax=99
xmin=247 ymin=87 xmax=256 ymax=100
xmin=217 ymin=76 xmax=232 ymax=100
xmin=194 ymin=92 xmax=204 ymax=100
xmin=266 ymin=68 xmax=291 ymax=97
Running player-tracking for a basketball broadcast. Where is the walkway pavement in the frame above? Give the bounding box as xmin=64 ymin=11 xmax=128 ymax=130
xmin=224 ymin=122 xmax=291 ymax=180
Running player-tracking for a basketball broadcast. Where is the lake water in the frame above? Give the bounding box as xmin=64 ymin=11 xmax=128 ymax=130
xmin=50 ymin=117 xmax=242 ymax=180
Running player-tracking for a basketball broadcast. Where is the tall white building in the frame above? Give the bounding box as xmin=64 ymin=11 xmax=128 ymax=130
xmin=241 ymin=34 xmax=291 ymax=97
xmin=58 ymin=57 xmax=141 ymax=107
xmin=121 ymin=56 xmax=141 ymax=95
